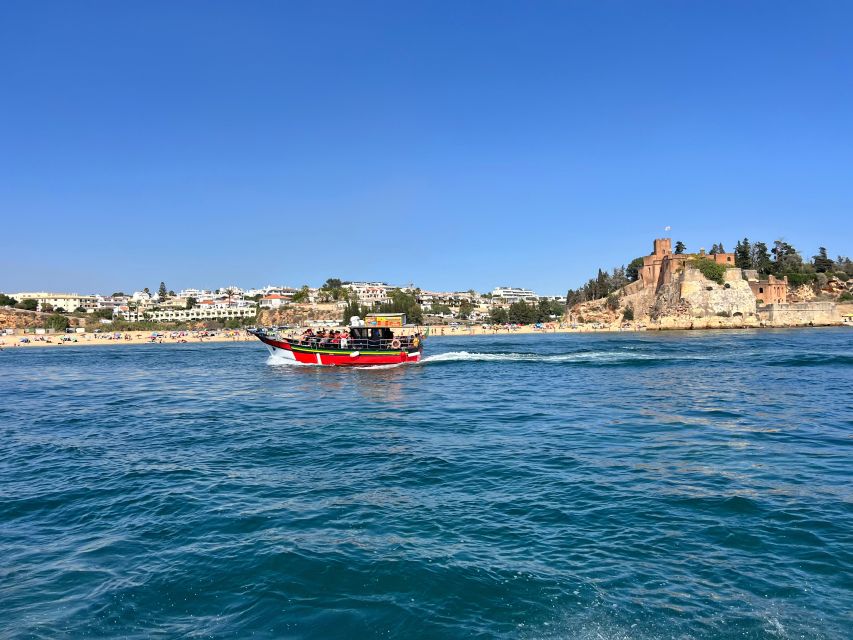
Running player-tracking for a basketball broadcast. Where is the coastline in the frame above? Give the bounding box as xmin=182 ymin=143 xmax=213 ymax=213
xmin=0 ymin=330 xmax=255 ymax=349
xmin=3 ymin=320 xmax=847 ymax=349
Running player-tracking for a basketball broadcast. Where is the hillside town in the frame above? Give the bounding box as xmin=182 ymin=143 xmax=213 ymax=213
xmin=2 ymin=237 xmax=852 ymax=340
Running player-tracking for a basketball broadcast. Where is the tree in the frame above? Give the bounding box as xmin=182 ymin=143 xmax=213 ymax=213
xmin=771 ymin=240 xmax=802 ymax=274
xmin=457 ymin=300 xmax=475 ymax=319
xmin=320 ymin=278 xmax=346 ymax=301
xmin=342 ymin=298 xmax=366 ymax=324
xmin=143 ymin=287 xmax=151 ymax=295
xmin=93 ymin=308 xmax=114 ymax=319
xmin=224 ymin=287 xmax=238 ymax=307
xmin=606 ymin=294 xmax=620 ymax=311
xmin=168 ymin=290 xmax=175 ymax=297
xmin=674 ymin=241 xmax=686 ymax=254
xmin=734 ymin=238 xmax=752 ymax=269
xmin=490 ymin=307 xmax=508 ymax=324
xmin=44 ymin=313 xmax=70 ymax=331
xmin=185 ymin=297 xmax=197 ymax=310
xmin=622 ymin=306 xmax=635 ymax=321
xmin=537 ymin=298 xmax=561 ymax=321
xmin=812 ymin=247 xmax=834 ymax=273
xmin=508 ymin=301 xmax=537 ymax=324
xmin=111 ymin=292 xmax=126 ymax=297
xmin=16 ymin=298 xmax=38 ymax=311
xmin=626 ymin=257 xmax=645 ymax=282
xmin=0 ymin=294 xmax=17 ymax=306
xmin=377 ymin=289 xmax=423 ymax=324
xmin=158 ymin=282 xmax=167 ymax=301
xmin=752 ymin=242 xmax=772 ymax=274
xmin=291 ymin=285 xmax=310 ymax=303
xmin=42 ymin=303 xmax=55 ymax=313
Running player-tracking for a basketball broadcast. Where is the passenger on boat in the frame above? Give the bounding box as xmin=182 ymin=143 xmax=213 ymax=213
xmin=340 ymin=331 xmax=349 ymax=349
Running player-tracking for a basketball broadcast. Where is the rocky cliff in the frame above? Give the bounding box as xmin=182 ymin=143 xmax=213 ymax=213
xmin=258 ymin=303 xmax=342 ymax=327
xmin=0 ymin=307 xmax=86 ymax=330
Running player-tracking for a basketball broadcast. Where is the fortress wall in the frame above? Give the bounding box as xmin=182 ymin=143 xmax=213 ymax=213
xmin=760 ymin=302 xmax=840 ymax=326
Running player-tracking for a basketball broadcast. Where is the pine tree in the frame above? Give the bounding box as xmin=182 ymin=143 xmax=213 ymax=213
xmin=812 ymin=247 xmax=834 ymax=273
xmin=735 ymin=238 xmax=752 ymax=269
xmin=158 ymin=282 xmax=167 ymax=301
xmin=674 ymin=241 xmax=686 ymax=254
xmin=752 ymin=242 xmax=772 ymax=274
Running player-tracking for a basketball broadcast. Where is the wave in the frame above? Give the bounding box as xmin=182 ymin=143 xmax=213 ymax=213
xmin=420 ymin=350 xmax=691 ymax=365
xmin=765 ymin=354 xmax=853 ymax=367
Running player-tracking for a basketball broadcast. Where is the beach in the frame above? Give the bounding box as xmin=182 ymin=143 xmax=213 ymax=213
xmin=0 ymin=329 xmax=255 ymax=349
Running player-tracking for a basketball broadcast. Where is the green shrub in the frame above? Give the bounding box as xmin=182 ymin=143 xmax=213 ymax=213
xmin=622 ymin=306 xmax=634 ymax=321
xmin=836 ymin=272 xmax=850 ymax=282
xmin=606 ymin=294 xmax=620 ymax=311
xmin=16 ymin=298 xmax=38 ymax=311
xmin=44 ymin=314 xmax=70 ymax=331
xmin=786 ymin=272 xmax=817 ymax=287
xmin=690 ymin=258 xmax=726 ymax=285
xmin=839 ymin=292 xmax=853 ymax=302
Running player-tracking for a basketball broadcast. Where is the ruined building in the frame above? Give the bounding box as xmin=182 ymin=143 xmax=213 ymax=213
xmin=743 ymin=271 xmax=788 ymax=305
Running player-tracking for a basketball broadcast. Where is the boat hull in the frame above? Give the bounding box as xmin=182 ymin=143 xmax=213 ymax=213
xmin=253 ymin=333 xmax=422 ymax=366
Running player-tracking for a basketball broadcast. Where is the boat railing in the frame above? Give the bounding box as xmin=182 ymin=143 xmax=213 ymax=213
xmin=251 ymin=328 xmax=422 ymax=351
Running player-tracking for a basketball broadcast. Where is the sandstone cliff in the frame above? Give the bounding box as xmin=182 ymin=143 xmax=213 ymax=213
xmin=258 ymin=303 xmax=342 ymax=327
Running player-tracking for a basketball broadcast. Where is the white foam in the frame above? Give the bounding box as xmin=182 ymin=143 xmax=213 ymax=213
xmin=420 ymin=350 xmax=651 ymax=364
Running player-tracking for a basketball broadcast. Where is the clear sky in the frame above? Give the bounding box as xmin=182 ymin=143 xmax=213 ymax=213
xmin=2 ymin=1 xmax=851 ymax=295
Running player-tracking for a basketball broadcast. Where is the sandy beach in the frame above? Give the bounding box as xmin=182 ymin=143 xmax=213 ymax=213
xmin=0 ymin=330 xmax=255 ymax=349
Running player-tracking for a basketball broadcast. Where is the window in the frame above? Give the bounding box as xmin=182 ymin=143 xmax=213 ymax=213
xmin=759 ymin=287 xmax=764 ymax=293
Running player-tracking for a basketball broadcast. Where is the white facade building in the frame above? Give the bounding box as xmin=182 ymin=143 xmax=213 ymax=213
xmin=118 ymin=305 xmax=257 ymax=323
xmin=491 ymin=287 xmax=539 ymax=304
xmin=343 ymin=282 xmax=391 ymax=306
xmin=11 ymin=292 xmax=98 ymax=312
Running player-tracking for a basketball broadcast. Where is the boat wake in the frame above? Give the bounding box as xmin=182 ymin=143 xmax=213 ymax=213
xmin=419 ymin=350 xmax=700 ymax=365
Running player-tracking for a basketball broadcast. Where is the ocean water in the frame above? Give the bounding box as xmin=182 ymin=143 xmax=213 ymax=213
xmin=1 ymin=329 xmax=851 ymax=639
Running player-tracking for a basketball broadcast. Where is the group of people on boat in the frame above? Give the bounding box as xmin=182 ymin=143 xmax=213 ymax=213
xmin=296 ymin=327 xmax=421 ymax=351
xmin=299 ymin=328 xmax=352 ymax=348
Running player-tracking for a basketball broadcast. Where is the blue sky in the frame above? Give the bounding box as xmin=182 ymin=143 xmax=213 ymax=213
xmin=2 ymin=1 xmax=851 ymax=295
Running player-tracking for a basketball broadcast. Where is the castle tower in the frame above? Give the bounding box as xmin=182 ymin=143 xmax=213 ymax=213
xmin=653 ymin=238 xmax=672 ymax=257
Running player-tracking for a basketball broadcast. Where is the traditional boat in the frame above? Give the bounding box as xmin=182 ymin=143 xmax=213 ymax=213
xmin=249 ymin=313 xmax=424 ymax=367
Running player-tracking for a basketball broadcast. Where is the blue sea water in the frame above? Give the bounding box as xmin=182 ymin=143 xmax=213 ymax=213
xmin=1 ymin=328 xmax=851 ymax=639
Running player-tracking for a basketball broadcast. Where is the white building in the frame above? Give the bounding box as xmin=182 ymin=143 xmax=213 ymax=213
xmin=259 ymin=293 xmax=295 ymax=308
xmin=177 ymin=288 xmax=214 ymax=299
xmin=343 ymin=282 xmax=392 ymax=306
xmin=118 ymin=305 xmax=257 ymax=323
xmin=491 ymin=287 xmax=538 ymax=304
xmin=11 ymin=292 xmax=99 ymax=312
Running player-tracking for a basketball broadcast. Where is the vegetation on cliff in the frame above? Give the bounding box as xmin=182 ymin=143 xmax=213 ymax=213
xmin=689 ymin=257 xmax=727 ymax=285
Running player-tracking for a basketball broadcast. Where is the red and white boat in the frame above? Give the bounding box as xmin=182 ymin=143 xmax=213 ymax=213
xmin=249 ymin=313 xmax=424 ymax=367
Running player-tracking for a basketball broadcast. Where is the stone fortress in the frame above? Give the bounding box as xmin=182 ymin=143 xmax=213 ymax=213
xmin=588 ymin=237 xmax=840 ymax=329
